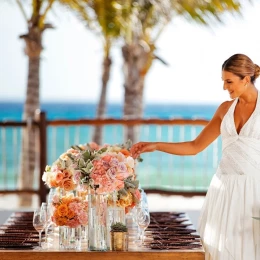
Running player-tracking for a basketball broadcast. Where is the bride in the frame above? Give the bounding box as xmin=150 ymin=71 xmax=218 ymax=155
xmin=130 ymin=53 xmax=260 ymax=260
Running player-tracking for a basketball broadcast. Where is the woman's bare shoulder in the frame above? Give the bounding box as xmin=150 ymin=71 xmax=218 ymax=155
xmin=217 ymin=100 xmax=235 ymax=119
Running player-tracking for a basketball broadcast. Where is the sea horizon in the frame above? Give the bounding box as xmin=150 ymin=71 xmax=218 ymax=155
xmin=0 ymin=100 xmax=218 ymax=121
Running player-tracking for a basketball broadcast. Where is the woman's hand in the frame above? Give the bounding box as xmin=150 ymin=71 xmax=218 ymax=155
xmin=130 ymin=142 xmax=157 ymax=158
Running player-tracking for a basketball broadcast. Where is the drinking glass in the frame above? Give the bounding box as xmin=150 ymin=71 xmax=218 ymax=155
xmin=136 ymin=190 xmax=150 ymax=245
xmin=33 ymin=208 xmax=47 ymax=249
xmin=136 ymin=206 xmax=150 ymax=244
xmin=41 ymin=202 xmax=54 ymax=247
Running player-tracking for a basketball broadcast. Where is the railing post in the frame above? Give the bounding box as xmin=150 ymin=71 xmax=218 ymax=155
xmin=38 ymin=111 xmax=47 ymax=204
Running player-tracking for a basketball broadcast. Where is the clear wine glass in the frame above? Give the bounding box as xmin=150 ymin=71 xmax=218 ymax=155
xmin=40 ymin=202 xmax=53 ymax=247
xmin=136 ymin=206 xmax=150 ymax=245
xmin=33 ymin=208 xmax=47 ymax=249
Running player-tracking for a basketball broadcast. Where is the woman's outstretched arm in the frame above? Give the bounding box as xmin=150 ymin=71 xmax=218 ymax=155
xmin=130 ymin=102 xmax=229 ymax=158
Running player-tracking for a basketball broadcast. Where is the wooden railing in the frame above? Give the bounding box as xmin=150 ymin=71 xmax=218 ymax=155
xmin=0 ymin=111 xmax=220 ymax=205
xmin=0 ymin=111 xmax=47 ymax=204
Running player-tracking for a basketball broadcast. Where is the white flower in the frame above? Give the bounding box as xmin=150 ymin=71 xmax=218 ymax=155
xmin=42 ymin=171 xmax=47 ymax=182
xmin=126 ymin=156 xmax=135 ymax=168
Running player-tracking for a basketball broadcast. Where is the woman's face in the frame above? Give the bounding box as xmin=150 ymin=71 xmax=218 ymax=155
xmin=222 ymin=70 xmax=247 ymax=99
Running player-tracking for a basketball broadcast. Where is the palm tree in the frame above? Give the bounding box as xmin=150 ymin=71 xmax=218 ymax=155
xmin=15 ymin=0 xmax=89 ymax=206
xmin=63 ymin=0 xmax=121 ymax=145
xmin=116 ymin=0 xmax=240 ymax=143
xmin=85 ymin=0 xmax=121 ymax=145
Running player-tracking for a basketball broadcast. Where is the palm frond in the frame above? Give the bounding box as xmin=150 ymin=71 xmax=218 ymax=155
xmin=58 ymin=0 xmax=90 ymax=22
xmin=171 ymin=0 xmax=241 ymax=25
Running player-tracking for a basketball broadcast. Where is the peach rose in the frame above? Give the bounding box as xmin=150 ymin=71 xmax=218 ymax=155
xmin=55 ymin=216 xmax=67 ymax=226
xmin=57 ymin=204 xmax=68 ymax=217
xmin=102 ymin=155 xmax=112 ymax=162
xmin=62 ymin=178 xmax=76 ymax=191
xmin=55 ymin=171 xmax=64 ymax=183
xmin=53 ymin=209 xmax=60 ymax=219
xmin=50 ymin=178 xmax=59 ymax=188
xmin=63 ymin=170 xmax=71 ymax=178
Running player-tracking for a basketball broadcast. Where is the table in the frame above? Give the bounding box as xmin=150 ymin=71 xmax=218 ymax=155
xmin=0 ymin=211 xmax=205 ymax=260
xmin=0 ymin=250 xmax=205 ymax=260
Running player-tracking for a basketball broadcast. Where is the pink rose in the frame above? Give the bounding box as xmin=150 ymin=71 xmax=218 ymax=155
xmin=67 ymin=218 xmax=80 ymax=228
xmin=78 ymin=212 xmax=88 ymax=225
xmin=116 ymin=162 xmax=127 ymax=172
xmin=73 ymin=171 xmax=81 ymax=182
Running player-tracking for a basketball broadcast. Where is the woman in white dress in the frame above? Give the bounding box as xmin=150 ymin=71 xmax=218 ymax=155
xmin=130 ymin=53 xmax=260 ymax=260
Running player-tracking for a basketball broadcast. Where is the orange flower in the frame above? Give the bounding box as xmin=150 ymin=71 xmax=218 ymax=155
xmin=57 ymin=204 xmax=69 ymax=217
xmin=50 ymin=178 xmax=59 ymax=187
xmin=62 ymin=195 xmax=73 ymax=205
xmin=53 ymin=209 xmax=60 ymax=219
xmin=63 ymin=170 xmax=71 ymax=178
xmin=55 ymin=216 xmax=67 ymax=226
xmin=62 ymin=178 xmax=76 ymax=191
xmin=120 ymin=149 xmax=131 ymax=157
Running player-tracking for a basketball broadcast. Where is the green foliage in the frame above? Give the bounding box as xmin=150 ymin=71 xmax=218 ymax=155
xmin=118 ymin=176 xmax=139 ymax=202
xmin=110 ymin=222 xmax=128 ymax=232
xmin=170 ymin=0 xmax=241 ymax=25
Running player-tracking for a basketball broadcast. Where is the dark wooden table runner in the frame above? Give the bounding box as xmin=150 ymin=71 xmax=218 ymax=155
xmin=0 ymin=211 xmax=203 ymax=251
xmin=144 ymin=212 xmax=202 ymax=250
xmin=0 ymin=212 xmax=38 ymax=250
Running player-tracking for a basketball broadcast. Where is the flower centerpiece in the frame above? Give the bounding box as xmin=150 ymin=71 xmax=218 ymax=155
xmin=42 ymin=140 xmax=142 ymax=200
xmin=73 ymin=140 xmax=142 ymax=210
xmin=42 ymin=140 xmax=142 ymax=251
xmin=51 ymin=193 xmax=88 ymax=228
xmin=51 ymin=193 xmax=88 ymax=250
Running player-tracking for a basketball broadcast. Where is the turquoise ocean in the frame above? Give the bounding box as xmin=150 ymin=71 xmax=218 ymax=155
xmin=0 ymin=101 xmax=221 ymax=191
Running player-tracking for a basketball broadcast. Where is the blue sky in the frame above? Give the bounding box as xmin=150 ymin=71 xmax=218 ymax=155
xmin=1 ymin=1 xmax=260 ymax=104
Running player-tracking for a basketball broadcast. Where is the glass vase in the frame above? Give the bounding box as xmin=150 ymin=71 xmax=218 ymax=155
xmin=125 ymin=207 xmax=139 ymax=249
xmin=88 ymin=194 xmax=108 ymax=251
xmin=47 ymin=187 xmax=57 ymax=204
xmin=59 ymin=226 xmax=82 ymax=250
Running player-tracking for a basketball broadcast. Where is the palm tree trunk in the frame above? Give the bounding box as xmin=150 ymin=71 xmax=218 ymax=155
xmin=18 ymin=27 xmax=42 ymax=207
xmin=93 ymin=56 xmax=112 ymax=145
xmin=122 ymin=43 xmax=148 ymax=143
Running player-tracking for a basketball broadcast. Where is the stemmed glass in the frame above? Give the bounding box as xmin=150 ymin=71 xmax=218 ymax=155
xmin=41 ymin=202 xmax=53 ymax=247
xmin=136 ymin=190 xmax=150 ymax=245
xmin=33 ymin=207 xmax=47 ymax=249
xmin=136 ymin=206 xmax=150 ymax=244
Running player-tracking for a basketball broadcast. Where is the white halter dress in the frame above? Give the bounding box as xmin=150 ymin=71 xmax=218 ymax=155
xmin=198 ymin=92 xmax=260 ymax=260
